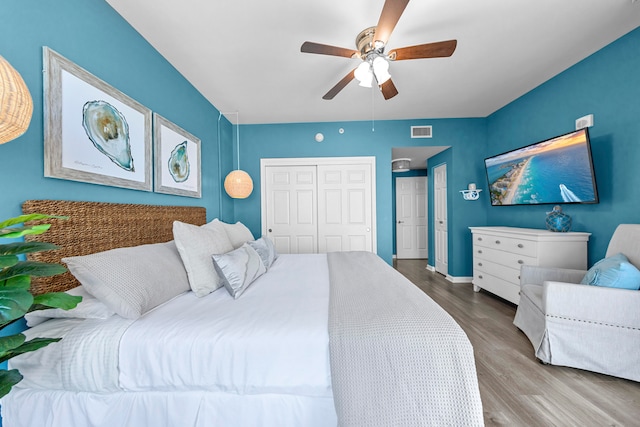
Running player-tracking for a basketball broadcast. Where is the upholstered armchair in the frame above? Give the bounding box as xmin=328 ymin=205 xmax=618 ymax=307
xmin=513 ymin=224 xmax=640 ymax=382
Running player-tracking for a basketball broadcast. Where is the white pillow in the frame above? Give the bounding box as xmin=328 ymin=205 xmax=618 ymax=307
xmin=212 ymin=243 xmax=266 ymax=299
xmin=24 ymin=286 xmax=114 ymax=327
xmin=63 ymin=241 xmax=190 ymax=319
xmin=173 ymin=220 xmax=234 ymax=297
xmin=212 ymin=219 xmax=254 ymax=249
xmin=248 ymin=236 xmax=278 ymax=269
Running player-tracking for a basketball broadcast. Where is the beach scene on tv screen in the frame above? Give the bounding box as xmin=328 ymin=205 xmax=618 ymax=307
xmin=486 ymin=130 xmax=597 ymax=206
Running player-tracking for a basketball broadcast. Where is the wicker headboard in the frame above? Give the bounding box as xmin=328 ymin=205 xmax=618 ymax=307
xmin=22 ymin=200 xmax=206 ymax=295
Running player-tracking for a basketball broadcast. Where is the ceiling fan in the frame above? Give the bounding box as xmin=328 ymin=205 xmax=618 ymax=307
xmin=301 ymin=0 xmax=457 ymax=100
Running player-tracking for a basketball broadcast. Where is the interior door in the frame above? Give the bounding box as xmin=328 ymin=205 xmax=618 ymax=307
xmin=264 ymin=165 xmax=317 ymax=254
xmin=433 ymin=164 xmax=448 ymax=275
xmin=396 ymin=176 xmax=428 ymax=259
xmin=317 ymin=163 xmax=373 ymax=252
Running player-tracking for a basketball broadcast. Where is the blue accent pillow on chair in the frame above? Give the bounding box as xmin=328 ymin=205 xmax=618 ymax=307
xmin=580 ymin=253 xmax=640 ymax=290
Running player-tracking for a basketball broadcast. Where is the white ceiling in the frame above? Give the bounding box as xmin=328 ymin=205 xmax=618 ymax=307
xmin=105 ymin=0 xmax=640 ymax=125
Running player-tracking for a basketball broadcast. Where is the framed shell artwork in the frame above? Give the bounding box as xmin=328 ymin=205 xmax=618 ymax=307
xmin=153 ymin=113 xmax=201 ymax=198
xmin=43 ymin=47 xmax=152 ymax=191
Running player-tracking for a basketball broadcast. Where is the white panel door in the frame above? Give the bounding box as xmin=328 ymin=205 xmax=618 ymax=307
xmin=264 ymin=165 xmax=317 ymax=254
xmin=396 ymin=176 xmax=428 ymax=259
xmin=317 ymin=164 xmax=373 ymax=252
xmin=433 ymin=164 xmax=448 ymax=275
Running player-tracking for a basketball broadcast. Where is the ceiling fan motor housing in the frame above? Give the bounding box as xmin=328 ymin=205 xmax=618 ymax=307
xmin=356 ymin=27 xmax=382 ymax=58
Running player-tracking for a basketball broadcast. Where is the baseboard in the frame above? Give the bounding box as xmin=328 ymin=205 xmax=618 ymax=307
xmin=446 ymin=275 xmax=473 ymax=284
xmin=426 ymin=264 xmax=435 ymax=272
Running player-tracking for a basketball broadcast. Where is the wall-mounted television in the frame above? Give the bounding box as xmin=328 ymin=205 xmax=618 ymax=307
xmin=484 ymin=128 xmax=598 ymax=206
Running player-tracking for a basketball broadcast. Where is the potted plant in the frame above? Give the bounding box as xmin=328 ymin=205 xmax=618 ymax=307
xmin=0 ymin=214 xmax=81 ymax=397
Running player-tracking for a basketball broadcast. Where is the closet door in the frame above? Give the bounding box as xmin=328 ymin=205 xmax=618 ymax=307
xmin=317 ymin=163 xmax=373 ymax=253
xmin=264 ymin=165 xmax=317 ymax=254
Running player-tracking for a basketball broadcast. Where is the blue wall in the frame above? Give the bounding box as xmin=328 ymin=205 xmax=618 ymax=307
xmin=486 ymin=27 xmax=640 ymax=265
xmin=0 ymin=0 xmax=234 ymax=226
xmin=233 ymin=118 xmax=488 ymax=271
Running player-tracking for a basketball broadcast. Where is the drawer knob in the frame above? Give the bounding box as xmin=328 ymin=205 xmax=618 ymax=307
xmin=478 ymin=275 xmax=483 ymax=279
xmin=477 ymin=237 xmax=483 ymax=241
xmin=518 ymin=243 xmax=524 ymax=248
xmin=477 ymin=250 xmax=483 ymax=254
xmin=495 ymin=240 xmax=501 ymax=244
xmin=477 ymin=262 xmax=483 ymax=267
xmin=517 ymin=260 xmax=524 ymax=264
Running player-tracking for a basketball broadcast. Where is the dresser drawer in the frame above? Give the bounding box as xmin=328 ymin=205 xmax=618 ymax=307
xmin=473 ymin=259 xmax=521 ymax=285
xmin=472 ymin=233 xmax=537 ymax=257
xmin=474 ymin=245 xmax=537 ymax=270
xmin=473 ymin=271 xmax=520 ymax=305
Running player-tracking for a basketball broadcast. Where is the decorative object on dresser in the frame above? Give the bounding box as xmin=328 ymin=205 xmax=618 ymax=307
xmin=469 ymin=226 xmax=590 ymax=304
xmin=545 ymin=205 xmax=572 ymax=232
xmin=514 ymin=224 xmax=640 ymax=382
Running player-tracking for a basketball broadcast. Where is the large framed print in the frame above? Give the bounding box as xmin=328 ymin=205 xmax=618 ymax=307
xmin=43 ymin=47 xmax=152 ymax=191
xmin=153 ymin=113 xmax=201 ymax=198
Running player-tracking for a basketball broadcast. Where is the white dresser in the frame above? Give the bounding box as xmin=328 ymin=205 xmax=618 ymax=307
xmin=469 ymin=227 xmax=591 ymax=305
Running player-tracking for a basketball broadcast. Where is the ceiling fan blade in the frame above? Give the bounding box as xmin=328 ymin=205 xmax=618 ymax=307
xmin=388 ymin=39 xmax=458 ymax=61
xmin=301 ymin=42 xmax=359 ymax=58
xmin=373 ymin=0 xmax=410 ymax=46
xmin=380 ymin=79 xmax=399 ymax=100
xmin=323 ymin=69 xmax=356 ymax=100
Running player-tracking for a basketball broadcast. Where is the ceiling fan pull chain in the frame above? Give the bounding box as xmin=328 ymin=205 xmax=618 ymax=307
xmin=371 ymin=86 xmax=375 ymax=132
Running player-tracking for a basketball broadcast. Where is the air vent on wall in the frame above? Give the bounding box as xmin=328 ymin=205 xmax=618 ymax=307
xmin=411 ymin=125 xmax=432 ymax=138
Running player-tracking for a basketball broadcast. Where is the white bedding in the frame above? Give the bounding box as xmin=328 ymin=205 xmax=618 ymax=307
xmin=5 ymin=254 xmax=336 ymax=427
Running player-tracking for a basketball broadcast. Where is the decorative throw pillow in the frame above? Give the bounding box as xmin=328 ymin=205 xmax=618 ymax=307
xmin=212 ymin=243 xmax=266 ymax=299
xmin=580 ymin=253 xmax=640 ymax=290
xmin=63 ymin=241 xmax=190 ymax=319
xmin=248 ymin=236 xmax=278 ymax=269
xmin=24 ymin=286 xmax=115 ymax=327
xmin=211 ymin=219 xmax=254 ymax=249
xmin=173 ymin=220 xmax=235 ymax=296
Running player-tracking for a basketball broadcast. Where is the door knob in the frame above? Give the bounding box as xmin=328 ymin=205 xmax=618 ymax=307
xmin=397 ymin=220 xmax=404 ymax=223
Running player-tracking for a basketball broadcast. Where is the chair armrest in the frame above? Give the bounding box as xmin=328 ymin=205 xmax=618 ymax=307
xmin=520 ymin=265 xmax=587 ymax=287
xmin=543 ymin=281 xmax=640 ymax=329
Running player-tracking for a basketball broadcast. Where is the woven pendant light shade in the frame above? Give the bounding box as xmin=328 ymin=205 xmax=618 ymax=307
xmin=224 ymin=170 xmax=253 ymax=199
xmin=0 ymin=55 xmax=33 ymax=144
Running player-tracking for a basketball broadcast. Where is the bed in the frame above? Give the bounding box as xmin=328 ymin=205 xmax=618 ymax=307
xmin=1 ymin=200 xmax=483 ymax=426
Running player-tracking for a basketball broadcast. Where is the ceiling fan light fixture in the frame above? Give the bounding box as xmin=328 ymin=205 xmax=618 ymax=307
xmin=354 ymin=61 xmax=373 ymax=87
xmin=372 ymin=56 xmax=391 ymax=84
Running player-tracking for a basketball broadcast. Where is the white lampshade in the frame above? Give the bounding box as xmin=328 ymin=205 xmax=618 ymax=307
xmin=372 ymin=56 xmax=391 ymax=84
xmin=0 ymin=55 xmax=33 ymax=144
xmin=224 ymin=169 xmax=253 ymax=199
xmin=354 ymin=62 xmax=373 ymax=88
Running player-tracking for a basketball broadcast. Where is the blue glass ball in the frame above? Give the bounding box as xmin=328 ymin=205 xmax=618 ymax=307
xmin=545 ymin=205 xmax=572 ymax=232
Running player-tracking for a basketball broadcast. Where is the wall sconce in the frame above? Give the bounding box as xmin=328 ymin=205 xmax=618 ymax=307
xmin=460 ymin=183 xmax=482 ymax=200
xmin=222 ymin=112 xmax=253 ymax=199
xmin=392 ymin=158 xmax=411 ymax=172
xmin=0 ymin=55 xmax=33 ymax=144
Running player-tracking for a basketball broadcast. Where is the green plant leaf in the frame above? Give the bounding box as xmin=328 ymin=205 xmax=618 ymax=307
xmin=0 ymin=255 xmax=19 ymax=268
xmin=0 ymin=288 xmax=33 ymax=322
xmin=0 ymin=333 xmax=26 ymax=355
xmin=2 ymin=275 xmax=31 ymax=289
xmin=0 ymin=261 xmax=67 ymax=281
xmin=0 ymin=369 xmax=23 ymax=398
xmin=0 ymin=214 xmax=67 ymax=229
xmin=0 ymin=224 xmax=51 ymax=239
xmin=0 ymin=241 xmax=60 ymax=256
xmin=0 ymin=337 xmax=62 ymax=364
xmin=31 ymin=292 xmax=82 ymax=311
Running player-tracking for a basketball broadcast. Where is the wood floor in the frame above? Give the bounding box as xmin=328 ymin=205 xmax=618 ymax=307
xmin=394 ymin=259 xmax=640 ymax=427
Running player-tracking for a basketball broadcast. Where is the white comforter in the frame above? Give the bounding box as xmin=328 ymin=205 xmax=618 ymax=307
xmin=11 ymin=254 xmax=332 ymax=397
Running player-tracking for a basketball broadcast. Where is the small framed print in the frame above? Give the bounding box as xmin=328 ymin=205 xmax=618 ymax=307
xmin=153 ymin=113 xmax=201 ymax=198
